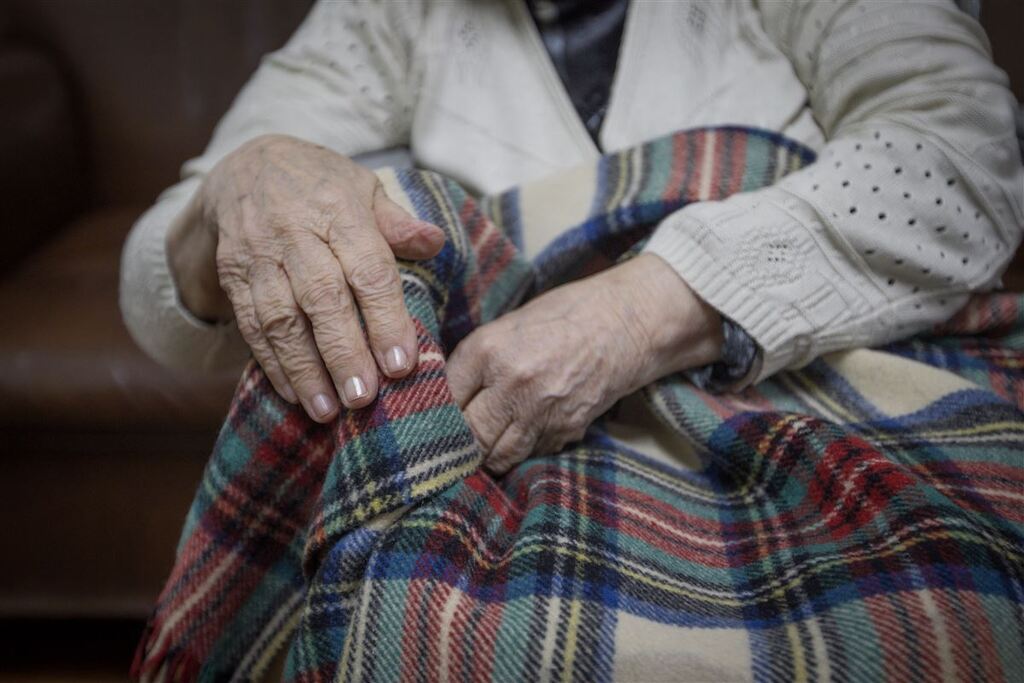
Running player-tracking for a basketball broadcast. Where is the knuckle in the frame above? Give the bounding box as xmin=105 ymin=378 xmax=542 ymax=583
xmin=507 ymin=361 xmax=534 ymax=387
xmin=367 ymin=314 xmax=408 ymax=342
xmin=318 ymin=340 xmax=364 ymax=372
xmin=305 ymin=199 xmax=358 ymax=240
xmin=467 ymin=332 xmax=499 ymax=363
xmin=480 ymin=331 xmax=506 ymax=358
xmin=488 ymin=459 xmax=514 ymax=476
xmin=266 ymin=209 xmax=303 ymax=237
xmin=296 ymin=279 xmax=342 ymax=315
xmin=333 ymin=290 xmax=357 ymax=320
xmin=216 ymin=255 xmax=246 ymax=285
xmin=495 ymin=434 xmax=530 ymax=467
xmin=251 ymin=347 xmax=278 ymax=374
xmin=253 ymin=355 xmax=280 ymax=378
xmin=236 ymin=309 xmax=262 ymax=340
xmin=347 ymin=258 xmax=399 ymax=300
xmin=259 ymin=305 xmax=305 ymax=344
xmin=229 ymin=298 xmax=260 ymax=334
xmin=489 ymin=449 xmax=513 ymax=470
xmin=246 ymin=256 xmax=280 ymax=281
xmin=284 ymin=359 xmax=324 ymax=387
xmin=318 ymin=198 xmax=353 ymax=228
xmin=470 ymin=414 xmax=502 ymax=454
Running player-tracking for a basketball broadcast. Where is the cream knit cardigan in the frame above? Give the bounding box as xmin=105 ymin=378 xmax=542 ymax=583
xmin=120 ymin=0 xmax=1024 ymax=383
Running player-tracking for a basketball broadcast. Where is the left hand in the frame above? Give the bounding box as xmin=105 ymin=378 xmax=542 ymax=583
xmin=446 ymin=253 xmax=724 ymax=474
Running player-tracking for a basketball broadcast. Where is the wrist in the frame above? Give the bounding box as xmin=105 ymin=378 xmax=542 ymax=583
xmin=607 ymin=253 xmax=723 ymax=387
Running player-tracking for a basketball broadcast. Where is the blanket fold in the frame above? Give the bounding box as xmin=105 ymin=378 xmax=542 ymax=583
xmin=135 ymin=127 xmax=1024 ymax=683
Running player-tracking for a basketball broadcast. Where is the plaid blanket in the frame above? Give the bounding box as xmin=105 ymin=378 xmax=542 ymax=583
xmin=134 ymin=127 xmax=1024 ymax=682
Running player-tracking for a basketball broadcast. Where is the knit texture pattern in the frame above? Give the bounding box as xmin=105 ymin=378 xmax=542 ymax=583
xmin=134 ymin=127 xmax=1024 ymax=682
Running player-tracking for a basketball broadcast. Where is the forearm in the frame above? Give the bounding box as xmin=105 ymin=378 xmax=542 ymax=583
xmin=604 ymin=253 xmax=724 ymax=391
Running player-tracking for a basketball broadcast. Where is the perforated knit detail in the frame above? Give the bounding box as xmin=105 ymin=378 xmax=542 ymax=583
xmin=736 ymin=223 xmax=815 ymax=290
xmin=792 ymin=132 xmax=1006 ymax=308
xmin=646 ymin=0 xmax=1023 ymax=382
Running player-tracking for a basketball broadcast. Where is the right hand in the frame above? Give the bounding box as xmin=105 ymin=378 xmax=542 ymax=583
xmin=167 ymin=134 xmax=445 ymax=422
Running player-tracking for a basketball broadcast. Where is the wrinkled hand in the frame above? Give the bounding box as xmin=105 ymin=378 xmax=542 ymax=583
xmin=446 ymin=253 xmax=724 ymax=474
xmin=170 ymin=134 xmax=445 ymax=422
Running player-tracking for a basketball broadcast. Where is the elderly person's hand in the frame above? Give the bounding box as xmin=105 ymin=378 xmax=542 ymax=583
xmin=446 ymin=253 xmax=723 ymax=474
xmin=166 ymin=134 xmax=445 ymax=422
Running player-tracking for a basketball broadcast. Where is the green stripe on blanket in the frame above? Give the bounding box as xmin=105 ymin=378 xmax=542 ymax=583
xmin=134 ymin=127 xmax=1024 ymax=682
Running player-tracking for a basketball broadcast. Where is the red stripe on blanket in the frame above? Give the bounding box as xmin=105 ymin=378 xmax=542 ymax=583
xmin=665 ymin=133 xmax=690 ymax=203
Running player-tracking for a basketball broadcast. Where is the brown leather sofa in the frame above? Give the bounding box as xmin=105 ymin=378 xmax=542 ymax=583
xmin=0 ymin=0 xmax=1021 ymax=621
xmin=0 ymin=0 xmax=312 ymax=618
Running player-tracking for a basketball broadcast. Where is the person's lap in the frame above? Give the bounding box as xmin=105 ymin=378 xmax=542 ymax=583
xmin=136 ymin=130 xmax=1024 ymax=681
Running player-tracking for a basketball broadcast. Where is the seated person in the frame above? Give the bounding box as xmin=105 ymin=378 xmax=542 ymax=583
xmin=123 ymin=3 xmax=1024 ymax=680
xmin=122 ymin=0 xmax=1021 ymax=472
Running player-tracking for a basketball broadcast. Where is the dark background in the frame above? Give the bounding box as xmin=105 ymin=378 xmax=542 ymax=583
xmin=0 ymin=1 xmax=1021 ymax=680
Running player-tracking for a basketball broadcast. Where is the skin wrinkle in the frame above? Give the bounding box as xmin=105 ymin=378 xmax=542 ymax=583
xmin=449 ymin=253 xmax=721 ymax=472
xmin=167 ymin=133 xmax=446 ymax=421
xmin=169 ymin=132 xmax=720 ymax=441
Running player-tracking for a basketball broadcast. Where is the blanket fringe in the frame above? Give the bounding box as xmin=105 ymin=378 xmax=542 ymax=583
xmin=131 ymin=615 xmax=202 ymax=683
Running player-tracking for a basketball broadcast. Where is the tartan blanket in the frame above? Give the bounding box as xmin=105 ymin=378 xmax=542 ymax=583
xmin=134 ymin=127 xmax=1024 ymax=682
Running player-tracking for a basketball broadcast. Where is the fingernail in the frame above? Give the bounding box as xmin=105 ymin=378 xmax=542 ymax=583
xmin=343 ymin=376 xmax=368 ymax=405
xmin=385 ymin=346 xmax=409 ymax=374
xmin=312 ymin=393 xmax=335 ymax=418
xmin=281 ymin=383 xmax=298 ymax=403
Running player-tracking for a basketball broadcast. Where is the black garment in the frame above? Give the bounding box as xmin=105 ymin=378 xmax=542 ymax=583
xmin=526 ymin=0 xmax=628 ymax=145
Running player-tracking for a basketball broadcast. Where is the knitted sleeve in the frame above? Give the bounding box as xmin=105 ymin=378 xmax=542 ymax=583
xmin=120 ymin=0 xmax=424 ymax=373
xmin=643 ymin=0 xmax=1024 ymax=383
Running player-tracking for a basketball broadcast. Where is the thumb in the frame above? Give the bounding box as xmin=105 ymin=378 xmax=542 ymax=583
xmin=373 ymin=189 xmax=446 ymax=260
